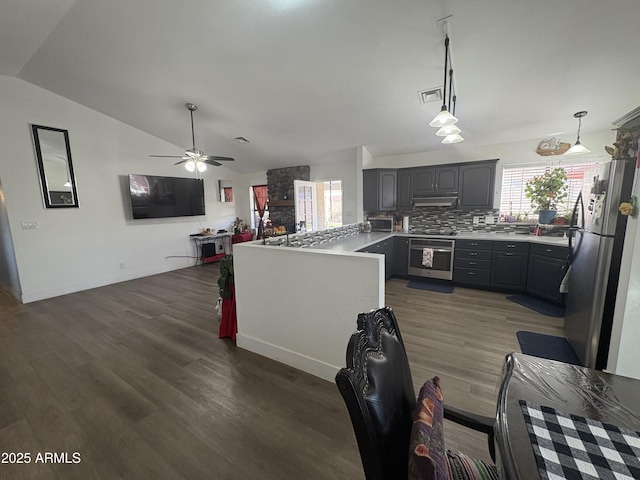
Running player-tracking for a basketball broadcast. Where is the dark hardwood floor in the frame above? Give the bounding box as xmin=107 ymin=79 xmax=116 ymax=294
xmin=0 ymin=267 xmax=562 ymax=479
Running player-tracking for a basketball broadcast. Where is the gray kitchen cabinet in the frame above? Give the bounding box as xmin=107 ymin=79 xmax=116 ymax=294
xmin=363 ymin=169 xmax=397 ymax=212
xmin=396 ymin=169 xmax=413 ymax=211
xmin=393 ymin=236 xmax=410 ymax=276
xmin=413 ymin=167 xmax=436 ymax=195
xmin=526 ymin=243 xmax=569 ymax=304
xmin=359 ymin=238 xmax=394 ymax=280
xmin=413 ymin=166 xmax=459 ymax=196
xmin=453 ymin=239 xmax=493 ymax=287
xmin=491 ymin=241 xmax=529 ymax=290
xmin=458 ymin=160 xmax=497 ymax=210
xmin=434 ymin=166 xmax=459 ymax=193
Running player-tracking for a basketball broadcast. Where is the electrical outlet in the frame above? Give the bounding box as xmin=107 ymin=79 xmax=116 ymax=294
xmin=473 ymin=216 xmax=481 ymax=225
xmin=21 ymin=221 xmax=39 ymax=230
xmin=485 ymin=215 xmax=495 ymax=224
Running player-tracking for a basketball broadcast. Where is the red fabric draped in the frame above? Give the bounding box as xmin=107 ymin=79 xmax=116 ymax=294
xmin=252 ymin=185 xmax=269 ymax=239
xmin=219 ymin=285 xmax=237 ymax=340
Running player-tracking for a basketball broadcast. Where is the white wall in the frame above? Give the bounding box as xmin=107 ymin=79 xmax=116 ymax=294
xmin=310 ymin=148 xmax=359 ymax=225
xmin=232 ymin=151 xmax=363 ymax=230
xmin=234 ymin=242 xmax=384 ymax=381
xmin=607 ymin=167 xmax=640 ymax=379
xmin=0 ymin=177 xmax=21 ymax=298
xmin=0 ymin=76 xmax=242 ymax=302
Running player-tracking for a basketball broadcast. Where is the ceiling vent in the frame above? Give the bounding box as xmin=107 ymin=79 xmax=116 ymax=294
xmin=418 ymin=88 xmax=443 ymax=104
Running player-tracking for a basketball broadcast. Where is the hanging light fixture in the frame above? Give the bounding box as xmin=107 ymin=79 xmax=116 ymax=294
xmin=429 ymin=36 xmax=458 ymax=127
xmin=441 ymin=89 xmax=464 ymax=144
xmin=185 ymin=160 xmax=196 ymax=172
xmin=196 ymin=161 xmax=207 ymax=172
xmin=436 ymin=123 xmax=461 ymax=136
xmin=564 ymin=111 xmax=591 ymax=155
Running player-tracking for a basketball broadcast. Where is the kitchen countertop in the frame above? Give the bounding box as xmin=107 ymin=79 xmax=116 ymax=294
xmin=306 ymin=231 xmax=568 ymax=253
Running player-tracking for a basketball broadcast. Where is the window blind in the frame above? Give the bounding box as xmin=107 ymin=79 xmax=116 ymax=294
xmin=500 ymin=162 xmax=598 ymax=218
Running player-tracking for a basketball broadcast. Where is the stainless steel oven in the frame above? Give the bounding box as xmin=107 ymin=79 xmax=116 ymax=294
xmin=408 ymin=238 xmax=455 ymax=280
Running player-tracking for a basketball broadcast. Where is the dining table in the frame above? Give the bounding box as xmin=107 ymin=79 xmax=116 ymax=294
xmin=494 ymin=353 xmax=640 ymax=479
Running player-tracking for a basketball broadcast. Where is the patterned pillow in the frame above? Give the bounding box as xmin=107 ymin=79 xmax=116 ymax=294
xmin=446 ymin=451 xmax=499 ymax=480
xmin=408 ymin=376 xmax=448 ymax=480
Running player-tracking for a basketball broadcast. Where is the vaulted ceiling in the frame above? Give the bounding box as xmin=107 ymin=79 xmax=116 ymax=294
xmin=2 ymin=0 xmax=639 ymax=173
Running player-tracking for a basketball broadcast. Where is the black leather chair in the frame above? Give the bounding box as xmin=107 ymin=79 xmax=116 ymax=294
xmin=335 ymin=307 xmax=496 ymax=480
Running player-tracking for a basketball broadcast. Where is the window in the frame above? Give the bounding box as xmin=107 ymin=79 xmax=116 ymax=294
xmin=322 ymin=180 xmax=342 ymax=228
xmin=500 ymin=161 xmax=599 ymax=219
xmin=250 ymin=185 xmax=268 ymax=230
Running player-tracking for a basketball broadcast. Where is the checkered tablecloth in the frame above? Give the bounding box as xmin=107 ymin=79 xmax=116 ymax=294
xmin=520 ymin=400 xmax=640 ymax=479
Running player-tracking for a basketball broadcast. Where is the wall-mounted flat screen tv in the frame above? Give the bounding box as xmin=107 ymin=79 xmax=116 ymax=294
xmin=129 ymin=174 xmax=205 ymax=219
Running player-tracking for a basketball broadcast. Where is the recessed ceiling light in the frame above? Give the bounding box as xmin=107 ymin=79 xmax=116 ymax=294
xmin=234 ymin=136 xmax=251 ymax=144
xmin=418 ymin=88 xmax=443 ymax=104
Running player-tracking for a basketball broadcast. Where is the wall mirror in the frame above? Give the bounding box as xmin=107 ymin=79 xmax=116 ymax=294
xmin=31 ymin=124 xmax=79 ymax=208
xmin=219 ymin=180 xmax=233 ymax=203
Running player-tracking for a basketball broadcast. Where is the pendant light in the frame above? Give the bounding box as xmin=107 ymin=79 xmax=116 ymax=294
xmin=429 ymin=36 xmax=458 ymax=127
xmin=442 ymin=91 xmax=464 ymax=144
xmin=564 ymin=111 xmax=591 ymax=155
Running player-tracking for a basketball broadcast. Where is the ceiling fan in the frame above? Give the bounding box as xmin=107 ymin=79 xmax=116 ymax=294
xmin=150 ymin=103 xmax=234 ymax=172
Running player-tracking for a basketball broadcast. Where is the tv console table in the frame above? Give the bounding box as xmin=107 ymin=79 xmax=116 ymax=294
xmin=192 ymin=233 xmax=232 ymax=265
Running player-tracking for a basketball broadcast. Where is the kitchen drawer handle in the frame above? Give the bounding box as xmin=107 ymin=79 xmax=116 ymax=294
xmin=507 ymin=244 xmax=516 ymax=248
xmin=506 ymin=253 xmax=514 ymax=256
xmin=468 ymin=261 xmax=477 ymax=265
xmin=469 ymin=252 xmax=478 ymax=256
xmin=470 ymin=242 xmax=478 ymax=246
xmin=467 ymin=272 xmax=476 ymax=275
xmin=545 ymin=248 xmax=553 ymax=252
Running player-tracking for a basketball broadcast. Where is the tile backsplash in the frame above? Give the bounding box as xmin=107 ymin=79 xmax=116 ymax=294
xmin=408 ymin=207 xmax=532 ymax=234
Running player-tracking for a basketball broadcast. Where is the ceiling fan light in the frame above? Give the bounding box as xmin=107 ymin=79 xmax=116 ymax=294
xmin=564 ymin=141 xmax=591 ymax=155
xmin=185 ymin=160 xmax=196 ymax=172
xmin=442 ymin=133 xmax=464 ymax=144
xmin=197 ymin=161 xmax=207 ymax=172
xmin=435 ymin=124 xmax=461 ymax=136
xmin=429 ymin=108 xmax=458 ymax=127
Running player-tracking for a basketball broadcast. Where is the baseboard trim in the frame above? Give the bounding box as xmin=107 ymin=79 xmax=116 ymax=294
xmin=236 ymin=333 xmax=339 ymax=382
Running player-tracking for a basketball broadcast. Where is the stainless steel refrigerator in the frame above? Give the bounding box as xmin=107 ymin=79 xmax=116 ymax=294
xmin=564 ymin=158 xmax=635 ymax=370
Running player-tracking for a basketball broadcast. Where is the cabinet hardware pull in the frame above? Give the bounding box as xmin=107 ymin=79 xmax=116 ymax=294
xmin=470 ymin=242 xmax=478 ymax=246
xmin=468 ymin=261 xmax=477 ymax=265
xmin=507 ymin=244 xmax=515 ymax=248
xmin=469 ymin=253 xmax=478 ymax=256
xmin=545 ymin=249 xmax=552 ymax=252
xmin=506 ymin=253 xmax=513 ymax=256
xmin=467 ymin=272 xmax=476 ymax=275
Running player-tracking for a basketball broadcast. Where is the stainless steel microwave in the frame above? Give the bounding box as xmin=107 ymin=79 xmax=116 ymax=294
xmin=368 ymin=217 xmax=394 ymax=232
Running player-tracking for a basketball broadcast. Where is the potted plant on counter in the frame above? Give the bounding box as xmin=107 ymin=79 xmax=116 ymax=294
xmin=524 ymin=167 xmax=568 ymax=224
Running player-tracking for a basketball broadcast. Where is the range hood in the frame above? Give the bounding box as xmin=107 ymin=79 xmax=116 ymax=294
xmin=413 ymin=195 xmax=458 ymax=207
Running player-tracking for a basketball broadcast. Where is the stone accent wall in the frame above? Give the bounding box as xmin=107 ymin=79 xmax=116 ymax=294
xmin=267 ymin=166 xmax=310 ymax=231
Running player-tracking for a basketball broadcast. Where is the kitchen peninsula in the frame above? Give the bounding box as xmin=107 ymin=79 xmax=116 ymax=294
xmin=233 ymin=224 xmax=568 ymax=382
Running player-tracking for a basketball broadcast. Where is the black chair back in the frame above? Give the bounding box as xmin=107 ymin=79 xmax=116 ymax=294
xmin=335 ymin=307 xmax=416 ymax=480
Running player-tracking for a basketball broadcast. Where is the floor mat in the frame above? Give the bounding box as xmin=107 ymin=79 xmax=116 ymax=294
xmin=506 ymin=294 xmax=565 ymax=317
xmin=516 ymin=331 xmax=583 ymax=366
xmin=406 ymin=280 xmax=454 ymax=294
